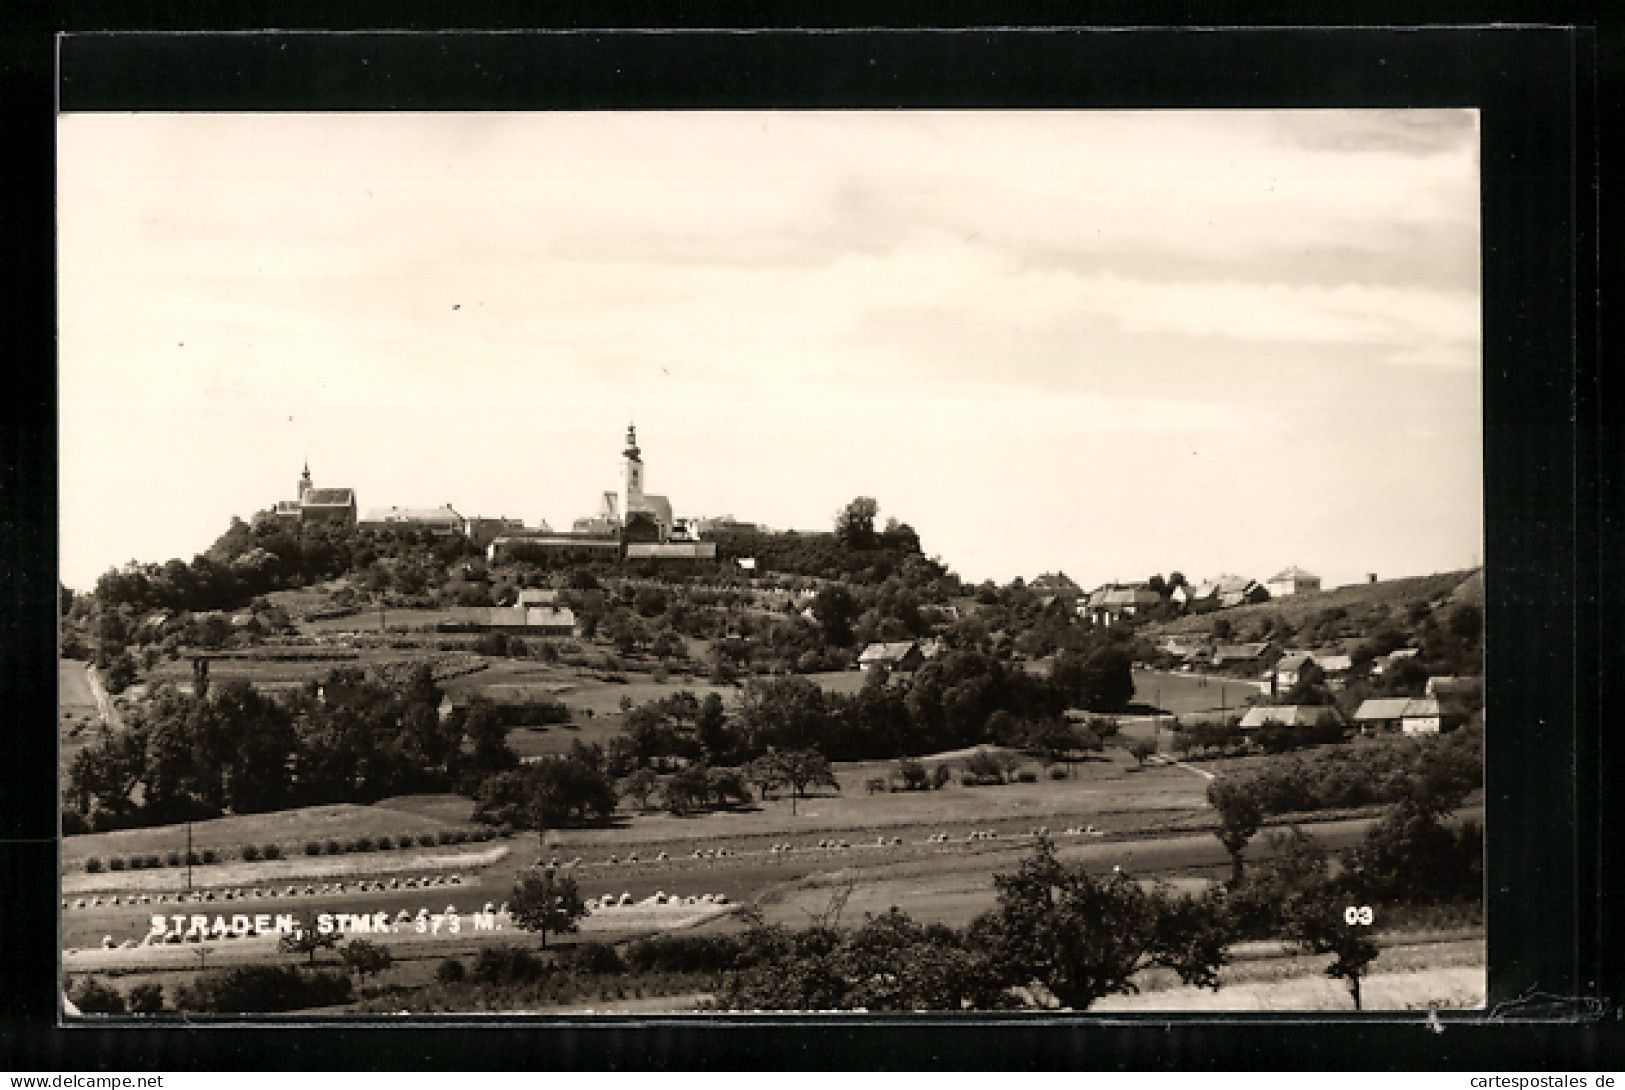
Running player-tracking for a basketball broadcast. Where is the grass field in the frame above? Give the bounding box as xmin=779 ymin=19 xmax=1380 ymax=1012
xmin=61 ymin=802 xmax=480 ymax=869
xmin=1132 ymin=667 xmax=1266 ymax=722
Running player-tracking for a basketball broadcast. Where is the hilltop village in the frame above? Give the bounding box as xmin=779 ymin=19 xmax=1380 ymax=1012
xmin=58 ymin=424 xmax=1484 ymax=1016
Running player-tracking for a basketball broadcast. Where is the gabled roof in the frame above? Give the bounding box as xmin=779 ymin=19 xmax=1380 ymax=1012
xmin=1314 ymin=654 xmax=1354 ymax=673
xmin=1401 ymin=697 xmax=1442 ymax=718
xmin=859 ymin=641 xmax=919 ymax=664
xmin=516 ymin=589 xmax=560 ymax=606
xmin=1239 ymin=704 xmax=1340 ymax=729
xmin=1426 ymin=675 xmax=1483 ymax=698
xmin=303 ymin=488 xmax=355 ymax=506
xmin=1353 ymin=697 xmax=1413 ymax=721
xmin=1274 ymin=652 xmax=1314 ymax=673
xmin=1267 ymin=566 xmax=1319 ymax=583
xmin=1213 ymin=642 xmax=1270 ymax=662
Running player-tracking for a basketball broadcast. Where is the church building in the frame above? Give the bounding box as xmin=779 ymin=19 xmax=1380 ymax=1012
xmin=270 ymin=462 xmax=357 ymax=527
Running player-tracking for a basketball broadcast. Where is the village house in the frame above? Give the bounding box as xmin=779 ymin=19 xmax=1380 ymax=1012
xmin=1239 ymin=704 xmax=1343 ymax=731
xmin=1182 ymin=574 xmax=1268 ymax=612
xmin=1370 ymin=646 xmax=1421 ymax=677
xmin=1351 ymin=696 xmax=1413 ymax=733
xmin=1211 ymin=642 xmax=1271 ymax=671
xmin=1265 ymin=566 xmax=1322 ymax=597
xmin=446 ymin=604 xmax=579 ymax=635
xmin=1078 ymin=584 xmax=1160 ymax=626
xmin=858 ymin=641 xmax=924 ymax=673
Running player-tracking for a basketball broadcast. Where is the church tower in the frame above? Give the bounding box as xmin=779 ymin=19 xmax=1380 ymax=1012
xmin=622 ymin=423 xmax=644 ymax=515
xmin=297 ymin=461 xmax=313 ymax=502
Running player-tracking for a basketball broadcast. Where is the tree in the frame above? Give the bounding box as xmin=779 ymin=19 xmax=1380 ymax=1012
xmin=279 ymin=919 xmax=340 ymax=967
xmin=748 ymin=747 xmax=838 ymax=815
xmin=623 ymin=768 xmax=660 ymax=810
xmin=811 ymin=584 xmax=860 ymax=647
xmin=527 ymin=751 xmax=618 ymax=829
xmin=973 ymin=839 xmax=1232 ymax=1010
xmin=510 ymin=867 xmax=587 ymax=948
xmin=834 ymin=497 xmax=880 ymax=550
xmin=341 ymin=938 xmax=393 ymax=985
xmin=1284 ymin=890 xmax=1381 ymax=1011
xmin=1207 ymin=777 xmax=1264 ymax=886
xmin=1128 ymin=739 xmax=1157 ymax=768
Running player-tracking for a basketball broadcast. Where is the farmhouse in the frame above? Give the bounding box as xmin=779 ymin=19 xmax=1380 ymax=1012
xmin=1183 ymin=574 xmax=1268 ymax=612
xmin=1266 ymin=566 xmax=1322 ymax=597
xmin=1371 ymin=646 xmax=1421 ymax=677
xmin=1212 ymin=642 xmax=1271 ymax=669
xmin=858 ymin=641 xmax=924 ymax=673
xmin=1239 ymin=704 xmax=1342 ymax=731
xmin=447 ymin=604 xmax=578 ymax=635
xmin=1078 ymin=584 xmax=1160 ymax=625
xmin=1352 ymin=696 xmax=1413 ymax=733
xmin=1426 ymin=675 xmax=1484 ymax=702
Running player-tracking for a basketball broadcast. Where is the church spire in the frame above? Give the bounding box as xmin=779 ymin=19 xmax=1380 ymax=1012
xmin=623 ymin=422 xmax=641 ymax=462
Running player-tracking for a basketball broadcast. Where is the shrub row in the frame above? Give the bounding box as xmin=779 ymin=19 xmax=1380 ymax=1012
xmin=79 ymin=826 xmax=500 ymax=874
xmin=84 ymin=849 xmax=217 ymax=874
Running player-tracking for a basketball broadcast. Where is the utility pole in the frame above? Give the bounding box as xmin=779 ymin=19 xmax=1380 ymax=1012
xmin=186 ymin=822 xmax=193 ymax=891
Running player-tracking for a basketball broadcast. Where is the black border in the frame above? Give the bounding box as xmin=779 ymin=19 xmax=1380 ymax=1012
xmin=3 ymin=16 xmax=1615 ymax=1070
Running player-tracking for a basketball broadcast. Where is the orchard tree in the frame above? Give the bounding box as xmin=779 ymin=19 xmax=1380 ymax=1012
xmin=1284 ymin=890 xmax=1381 ymax=1011
xmin=279 ymin=918 xmax=340 ymax=967
xmin=811 ymin=584 xmax=860 ymax=647
xmin=748 ymin=747 xmax=838 ymax=816
xmin=510 ymin=867 xmax=587 ymax=948
xmin=1207 ymin=776 xmax=1264 ymax=886
xmin=1128 ymin=739 xmax=1157 ymax=768
xmin=973 ymin=839 xmax=1232 ymax=1010
xmin=341 ymin=938 xmax=394 ymax=985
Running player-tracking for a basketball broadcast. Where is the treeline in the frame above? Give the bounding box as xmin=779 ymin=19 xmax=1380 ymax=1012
xmin=608 ymin=641 xmax=1135 ymax=774
xmin=61 ymin=665 xmax=566 ymax=833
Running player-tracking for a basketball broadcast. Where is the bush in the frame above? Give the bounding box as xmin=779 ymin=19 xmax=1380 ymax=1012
xmin=419 ymin=833 xmax=439 ymax=848
xmin=437 ymin=830 xmax=457 ymax=846
xmin=84 ymin=857 xmax=103 ymax=874
xmin=128 ymin=855 xmax=146 ymax=870
xmin=145 ymin=854 xmax=162 ymax=869
xmin=353 ymin=836 xmax=374 ymax=853
xmin=470 ymin=946 xmax=549 ymax=987
xmin=68 ymin=976 xmax=126 ymax=1014
xmin=623 ymin=934 xmax=746 ymax=975
xmin=305 ymin=841 xmax=322 ymax=857
xmin=241 ymin=844 xmax=262 ymax=862
xmin=108 ymin=856 xmax=126 ymax=872
xmin=930 ymin=763 xmax=953 ymax=790
xmin=1016 ymin=770 xmax=1039 ymax=784
xmin=436 ymin=958 xmax=466 ymax=985
xmin=1050 ymin=766 xmax=1070 ymax=780
xmin=324 ymin=839 xmax=343 ymax=856
xmin=263 ymin=843 xmax=282 ymax=861
xmin=565 ymin=941 xmax=625 ymax=975
xmin=376 ymin=836 xmax=394 ymax=851
xmin=200 ymin=849 xmax=218 ymax=865
xmin=185 ymin=852 xmax=201 ymax=867
xmin=171 ymin=965 xmax=352 ymax=1014
xmin=165 ymin=852 xmax=182 ymax=867
xmin=125 ymin=981 xmax=165 ymax=1014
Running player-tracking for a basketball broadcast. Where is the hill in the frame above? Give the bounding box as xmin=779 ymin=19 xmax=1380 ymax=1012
xmin=1143 ymin=569 xmax=1479 ymax=648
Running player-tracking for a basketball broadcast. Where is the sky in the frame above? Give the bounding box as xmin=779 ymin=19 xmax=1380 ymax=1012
xmin=58 ymin=110 xmax=1482 ymax=592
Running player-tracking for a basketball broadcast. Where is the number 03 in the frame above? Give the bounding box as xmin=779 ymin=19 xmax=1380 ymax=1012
xmin=1343 ymin=905 xmax=1374 ymax=926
